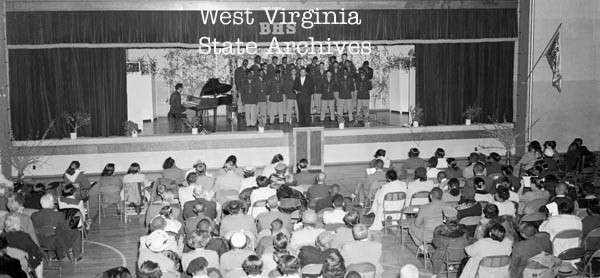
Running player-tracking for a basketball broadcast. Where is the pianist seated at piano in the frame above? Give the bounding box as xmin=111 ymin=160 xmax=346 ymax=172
xmin=178 ymin=78 xmax=234 ymax=133
xmin=168 ymin=83 xmax=188 ymax=133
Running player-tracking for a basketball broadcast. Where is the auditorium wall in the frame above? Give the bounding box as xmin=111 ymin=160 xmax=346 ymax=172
xmin=529 ymin=0 xmax=600 ymax=152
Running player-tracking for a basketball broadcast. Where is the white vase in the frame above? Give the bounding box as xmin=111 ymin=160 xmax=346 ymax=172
xmin=412 ymin=121 xmax=419 ymax=127
xmin=192 ymin=128 xmax=199 ymax=135
xmin=465 ymin=119 xmax=472 ymax=126
xmin=258 ymin=126 xmax=265 ymax=133
xmin=70 ymin=132 xmax=77 ymax=140
xmin=339 ymin=123 xmax=345 ymax=129
xmin=132 ymin=130 xmax=138 ymax=137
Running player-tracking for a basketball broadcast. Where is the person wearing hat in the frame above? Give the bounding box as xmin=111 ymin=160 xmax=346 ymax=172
xmin=219 ymin=200 xmax=257 ymax=237
xmin=185 ymin=160 xmax=215 ymax=191
xmin=431 ymin=208 xmax=468 ymax=275
xmin=139 ymin=217 xmax=182 ymax=257
xmin=409 ymin=188 xmax=451 ymax=248
xmin=186 ymin=257 xmax=209 ymax=278
xmin=240 ymin=166 xmax=258 ymax=192
xmin=220 ymin=231 xmax=256 ymax=274
xmin=405 ymin=167 xmax=435 ymax=205
xmin=137 ymin=230 xmax=180 ymax=278
xmin=289 ymin=210 xmax=325 ymax=253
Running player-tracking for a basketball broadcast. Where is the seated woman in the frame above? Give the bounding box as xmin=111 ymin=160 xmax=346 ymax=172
xmin=98 ymin=163 xmax=122 ymax=213
xmin=216 ymin=155 xmax=244 ymax=177
xmin=297 ymin=231 xmax=336 ymax=268
xmin=320 ymin=249 xmax=346 ymax=278
xmin=57 ymin=184 xmax=87 ymax=227
xmin=162 ymin=157 xmax=185 ymax=185
xmin=181 ymin=231 xmax=219 ymax=271
xmin=261 ymin=232 xmax=290 ymax=276
xmin=276 ymin=255 xmax=302 ymax=278
xmin=368 ymin=149 xmax=393 ymax=170
xmin=474 ymin=204 xmax=518 ymax=242
xmin=459 ymin=224 xmax=513 ymax=278
xmin=243 ymin=255 xmax=264 ymax=278
xmin=4 ymin=213 xmax=43 ymax=277
xmin=294 ymin=159 xmax=317 ymax=186
xmin=123 ymin=162 xmax=151 ymax=210
xmin=456 ymin=198 xmax=482 ymax=221
xmin=435 ymin=148 xmax=448 ymax=169
xmin=515 ymin=141 xmax=543 ymax=175
xmin=63 ymin=160 xmax=91 ymax=192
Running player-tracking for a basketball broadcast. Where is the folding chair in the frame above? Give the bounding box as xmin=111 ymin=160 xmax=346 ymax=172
xmin=301 ymin=263 xmax=323 ymax=278
xmin=583 ymin=227 xmax=600 ymax=253
xmin=583 ymin=249 xmax=600 ymax=277
xmin=558 ymin=247 xmax=586 ymax=261
xmin=520 ymin=198 xmax=548 ymax=215
xmin=381 ymin=192 xmax=406 ymax=238
xmin=443 ymin=243 xmax=466 ymax=278
xmin=249 ymin=199 xmax=268 ymax=218
xmin=475 ymin=255 xmax=511 ymax=278
xmin=122 ymin=182 xmax=145 ymax=223
xmin=346 ymin=262 xmax=376 ymax=278
xmin=459 ymin=216 xmax=481 ymax=239
xmin=519 ymin=212 xmax=547 ymax=227
xmin=324 ymin=223 xmax=345 ymax=231
xmin=415 ymin=226 xmax=436 ymax=271
xmin=409 ymin=191 xmax=431 ymax=206
xmin=552 ymin=229 xmax=582 ymax=257
xmin=365 ymin=180 xmax=387 ymax=210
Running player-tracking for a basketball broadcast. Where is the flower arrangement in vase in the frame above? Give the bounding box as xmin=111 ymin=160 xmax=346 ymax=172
xmin=336 ymin=114 xmax=346 ymax=129
xmin=463 ymin=105 xmax=483 ymax=125
xmin=184 ymin=116 xmax=202 ymax=135
xmin=62 ymin=112 xmax=91 ymax=139
xmin=122 ymin=120 xmax=140 ymax=137
xmin=408 ymin=106 xmax=423 ymax=127
xmin=257 ymin=115 xmax=267 ymax=133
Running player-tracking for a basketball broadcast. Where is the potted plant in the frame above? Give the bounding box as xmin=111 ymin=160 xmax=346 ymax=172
xmin=336 ymin=114 xmax=346 ymax=129
xmin=257 ymin=114 xmax=266 ymax=133
xmin=62 ymin=112 xmax=91 ymax=139
xmin=361 ymin=108 xmax=372 ymax=128
xmin=408 ymin=106 xmax=423 ymax=127
xmin=184 ymin=116 xmax=202 ymax=135
xmin=463 ymin=105 xmax=483 ymax=125
xmin=122 ymin=120 xmax=140 ymax=137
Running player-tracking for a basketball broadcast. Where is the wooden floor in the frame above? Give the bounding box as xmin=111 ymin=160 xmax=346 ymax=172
xmin=43 ymin=164 xmax=436 ymax=278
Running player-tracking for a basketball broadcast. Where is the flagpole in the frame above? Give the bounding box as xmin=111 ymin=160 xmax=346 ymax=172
xmin=525 ymin=22 xmax=562 ymax=80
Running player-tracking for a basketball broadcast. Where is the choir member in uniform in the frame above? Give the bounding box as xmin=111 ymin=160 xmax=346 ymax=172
xmin=242 ymin=70 xmax=258 ymax=126
xmin=267 ymin=56 xmax=278 ymax=80
xmin=284 ymin=68 xmax=299 ymax=124
xmin=319 ymin=70 xmax=338 ymax=122
xmin=250 ymin=55 xmax=262 ymax=73
xmin=337 ymin=69 xmax=356 ymax=122
xmin=355 ymin=69 xmax=373 ymax=115
xmin=268 ymin=70 xmax=285 ymax=124
xmin=255 ymin=69 xmax=269 ymax=122
xmin=234 ymin=59 xmax=249 ymax=114
xmin=361 ymin=61 xmax=374 ymax=80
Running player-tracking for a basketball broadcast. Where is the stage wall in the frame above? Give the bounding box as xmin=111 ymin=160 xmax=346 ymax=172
xmin=11 ymin=125 xmax=508 ymax=177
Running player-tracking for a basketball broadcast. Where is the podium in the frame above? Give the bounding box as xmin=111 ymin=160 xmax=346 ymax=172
xmin=291 ymin=127 xmax=324 ymax=171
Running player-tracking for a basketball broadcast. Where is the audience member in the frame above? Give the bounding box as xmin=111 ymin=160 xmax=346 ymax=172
xmin=539 ymin=202 xmax=582 ymax=256
xmin=409 ymin=188 xmax=448 ymax=247
xmin=197 ymin=219 xmax=230 ymax=256
xmin=445 ymin=158 xmax=463 ymax=180
xmin=332 ymin=210 xmax=360 ymax=249
xmin=249 ymin=176 xmax=276 ymax=212
xmin=297 ymin=231 xmax=336 ymax=267
xmin=24 ymin=183 xmax=45 ymax=210
xmin=459 ymin=224 xmax=513 ymax=278
xmin=0 ymin=193 xmax=38 ymax=244
xmin=240 ymin=167 xmax=258 ymax=192
xmin=441 ymin=177 xmax=461 ymax=202
xmin=262 ymin=154 xmax=285 ymax=178
xmin=98 ymin=163 xmax=123 ymax=211
xmin=354 ymin=159 xmax=386 ymax=205
xmin=456 ymin=198 xmax=482 ymax=221
xmin=295 ymin=159 xmax=317 ymax=186
xmin=220 ymin=232 xmax=256 ymax=274
xmin=426 ymin=157 xmax=441 ymax=179
xmin=187 ymin=257 xmax=210 ymax=278
xmin=406 ymin=167 xmax=435 ymax=205
xmin=403 ymin=148 xmax=428 ymax=175
xmin=432 ymin=209 xmax=468 ymax=275
xmin=256 ymin=195 xmax=292 ymax=232
xmin=341 ymin=224 xmax=383 ymax=276
xmin=473 ymin=177 xmax=494 ymax=203
xmin=582 ymin=204 xmax=600 ymax=238
xmin=216 ymin=155 xmax=244 ymax=177
xmin=369 ymin=149 xmax=393 ymax=170
xmin=215 ymin=161 xmax=244 ymax=193
xmin=515 ymin=141 xmax=543 ymax=173
xmin=261 ymin=232 xmax=290 ymax=275
xmin=162 ymin=157 xmax=185 ymax=185
xmin=220 ymin=200 xmax=257 ymax=237
xmin=321 ymin=248 xmax=346 ymax=278
xmin=485 ymin=153 xmax=503 ymax=176
xmin=3 ymin=213 xmax=43 ymax=276
xmin=0 ymin=232 xmax=27 ymax=278
xmin=184 ymin=202 xmax=207 ymax=234
xmin=322 ymin=195 xmax=346 ymax=224
xmin=369 ymin=169 xmax=407 ymax=231
xmin=462 ymin=153 xmax=481 ymax=179
xmin=547 ymin=182 xmax=575 ymax=212
xmin=510 ymin=222 xmax=552 ymax=278
xmin=492 ymin=186 xmax=516 ymax=217
xmin=276 ymin=255 xmax=302 ymax=278
xmin=315 ymin=184 xmax=342 ymax=213
xmin=63 ymin=160 xmax=92 ymax=190
xmin=182 ymin=231 xmax=219 ymax=270
xmin=464 ymin=163 xmax=494 ymax=199
xmin=31 ymin=193 xmax=83 ymax=261
xmin=242 ymin=255 xmax=264 ymax=278
xmin=182 ymin=187 xmax=217 ymax=220
xmin=139 ymin=261 xmax=162 ymax=278
xmin=289 ymin=210 xmax=325 ymax=252
xmin=434 ymin=148 xmax=447 ymax=169
xmin=138 ymin=230 xmax=181 ymax=278
xmin=308 ymin=172 xmax=332 ymax=207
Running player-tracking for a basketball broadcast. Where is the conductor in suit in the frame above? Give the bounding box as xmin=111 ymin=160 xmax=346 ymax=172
xmin=293 ymin=67 xmax=315 ymax=127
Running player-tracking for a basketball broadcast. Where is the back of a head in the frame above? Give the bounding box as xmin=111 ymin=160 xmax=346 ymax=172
xmin=186 ymin=172 xmax=199 ymax=184
xmin=267 ymin=195 xmax=279 ymax=209
xmin=256 ymin=176 xmax=269 ymax=188
xmin=495 ymin=186 xmax=510 ymax=202
xmin=436 ymin=171 xmax=447 ymax=182
xmin=33 ymin=183 xmax=46 ymax=193
xmin=501 ymin=165 xmax=513 ymax=176
xmin=352 ymin=224 xmax=369 ymax=241
xmin=414 ymin=167 xmax=427 ymax=181
xmin=62 ymin=184 xmax=77 ymax=197
xmin=430 ymin=187 xmax=443 ymax=201
xmin=489 ymin=152 xmax=501 ymax=162
xmin=343 ymin=210 xmax=360 ymax=228
xmin=374 ymin=149 xmax=386 ymax=158
xmin=40 ymin=193 xmax=55 ymax=209
xmin=271 ymin=153 xmax=284 ymax=164
xmin=484 ymin=204 xmax=499 ymax=219
xmin=330 ymin=184 xmax=341 ymax=195
xmin=559 ymin=201 xmax=574 ymax=215
xmin=163 ymin=157 xmax=175 ymax=170
xmin=196 ymin=218 xmax=213 ymax=233
xmin=374 ymin=159 xmax=384 ymax=169
xmin=468 ymin=152 xmax=479 ymax=163
xmin=242 ymin=255 xmax=264 ymax=276
xmin=400 ymin=264 xmax=419 ymax=278
xmin=277 ymin=255 xmax=300 ymax=275
xmin=473 ymin=162 xmax=485 ymax=174
xmin=332 ymin=194 xmax=345 ymax=208
xmin=488 ymin=223 xmax=506 ymax=242
xmin=316 ymin=231 xmax=334 ymax=250
xmin=428 ymin=156 xmax=438 ymax=168
xmin=273 ymin=232 xmax=289 ymax=251
xmin=435 ymin=148 xmax=445 ymax=159
xmin=139 ymin=261 xmax=162 ymax=278
xmin=555 ymin=182 xmax=568 ymax=195
xmin=7 ymin=194 xmax=25 ymax=212
xmin=409 ymin=148 xmax=420 ymax=158
xmin=186 ymin=231 xmax=211 ymax=250
xmin=385 ymin=169 xmax=398 ymax=182
xmin=519 ymin=222 xmax=537 ymax=239
xmin=345 ymin=271 xmax=362 ymax=278
xmin=149 ymin=215 xmax=167 ymax=232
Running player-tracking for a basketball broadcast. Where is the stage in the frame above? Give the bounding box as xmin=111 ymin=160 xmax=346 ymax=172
xmin=12 ymin=121 xmax=510 ymax=178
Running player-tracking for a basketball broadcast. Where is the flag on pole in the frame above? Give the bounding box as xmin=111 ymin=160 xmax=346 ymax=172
xmin=545 ymin=31 xmax=562 ymax=92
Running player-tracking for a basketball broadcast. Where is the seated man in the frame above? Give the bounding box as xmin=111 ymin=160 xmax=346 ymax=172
xmin=353 ymin=159 xmax=386 ymax=205
xmin=369 ymin=169 xmax=407 ymax=231
xmin=406 ymin=167 xmax=436 ymax=205
xmin=139 ymin=216 xmax=183 ymax=257
xmin=184 ymin=202 xmax=207 ymax=235
xmin=146 ymin=189 xmax=181 ymax=226
xmin=220 ymin=200 xmax=257 ymax=237
xmin=138 ymin=230 xmax=180 ymax=277
xmin=289 ymin=210 xmax=325 ymax=253
xmin=297 ymin=231 xmax=336 ymax=267
xmin=182 ymin=187 xmax=218 ymax=220
xmin=307 ymin=172 xmax=331 ymax=209
xmin=340 ymin=224 xmax=383 ymax=275
xmin=322 ymin=195 xmax=346 ymax=224
xmin=256 ymin=195 xmax=292 ymax=233
xmin=197 ymin=218 xmax=229 ymax=256
xmin=431 ymin=208 xmax=468 ymax=275
xmin=408 ymin=188 xmax=448 ymax=248
xmin=547 ymin=182 xmax=575 ymax=212
xmin=214 ymin=160 xmax=243 ymax=193
xmin=31 ymin=193 xmax=83 ymax=261
xmin=315 ymin=184 xmax=340 ymax=213
xmin=220 ymin=232 xmax=256 ymax=274
xmin=583 ymin=204 xmax=600 ymax=238
xmin=510 ymin=222 xmax=552 ymax=278
xmin=464 ymin=162 xmax=494 ymax=200
xmin=539 ymin=202 xmax=582 ymax=256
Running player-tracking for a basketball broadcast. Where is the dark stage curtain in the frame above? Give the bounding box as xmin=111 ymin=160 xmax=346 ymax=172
xmin=7 ymin=9 xmax=517 ymax=44
xmin=415 ymin=42 xmax=514 ymax=125
xmin=9 ymin=48 xmax=127 ymax=140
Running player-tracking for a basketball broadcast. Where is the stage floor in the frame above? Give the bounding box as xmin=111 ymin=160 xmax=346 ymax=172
xmin=142 ymin=111 xmax=409 ymax=135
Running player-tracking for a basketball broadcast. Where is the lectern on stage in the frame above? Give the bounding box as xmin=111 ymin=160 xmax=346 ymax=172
xmin=291 ymin=127 xmax=324 ymax=172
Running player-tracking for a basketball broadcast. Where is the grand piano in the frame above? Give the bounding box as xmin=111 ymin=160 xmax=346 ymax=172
xmin=184 ymin=78 xmax=235 ymax=132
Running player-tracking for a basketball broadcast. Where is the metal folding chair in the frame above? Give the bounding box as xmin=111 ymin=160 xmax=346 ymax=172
xmin=475 ymin=255 xmax=511 ymax=278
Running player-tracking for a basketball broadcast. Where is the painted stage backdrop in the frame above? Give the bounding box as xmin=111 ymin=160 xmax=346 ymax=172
xmin=127 ymin=45 xmax=414 ymax=115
